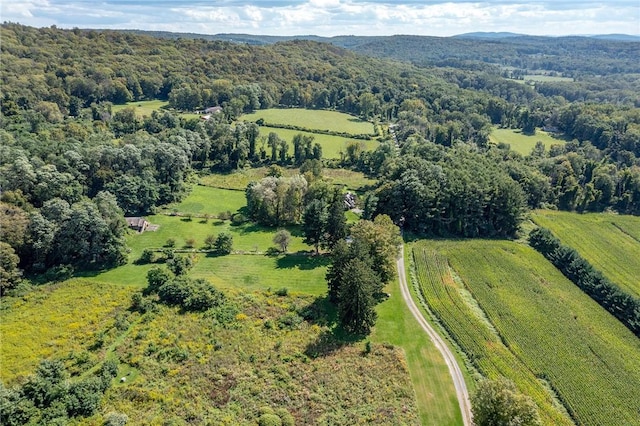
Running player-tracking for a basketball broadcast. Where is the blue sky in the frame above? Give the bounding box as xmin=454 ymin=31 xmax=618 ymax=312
xmin=2 ymin=1 xmax=639 ymax=36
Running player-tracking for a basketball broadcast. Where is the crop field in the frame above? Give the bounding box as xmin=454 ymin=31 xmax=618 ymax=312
xmin=111 ymin=100 xmax=170 ymax=117
xmin=532 ymin=210 xmax=640 ymax=298
xmin=257 ymin=125 xmax=378 ymax=159
xmin=412 ymin=240 xmax=640 ymax=426
xmin=489 ymin=127 xmax=565 ymax=155
xmin=242 ymin=108 xmax=375 ymax=135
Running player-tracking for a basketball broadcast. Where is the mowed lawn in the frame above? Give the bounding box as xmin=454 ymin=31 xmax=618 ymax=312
xmin=415 ymin=239 xmax=640 ymax=426
xmin=532 ymin=210 xmax=640 ymax=298
xmin=490 ymin=127 xmax=565 ymax=156
xmin=371 ymin=247 xmax=464 ymax=426
xmin=111 ymin=100 xmax=169 ymax=117
xmin=163 ymin=185 xmax=247 ymax=216
xmin=242 ymin=108 xmax=375 ymax=135
xmin=199 ymin=167 xmax=376 ymax=192
xmin=257 ymin=125 xmax=379 ymax=159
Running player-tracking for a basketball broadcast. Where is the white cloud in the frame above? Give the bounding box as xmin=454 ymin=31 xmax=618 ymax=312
xmin=0 ymin=1 xmax=638 ymax=36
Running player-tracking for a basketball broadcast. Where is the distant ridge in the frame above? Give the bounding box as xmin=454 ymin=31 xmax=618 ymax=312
xmin=588 ymin=34 xmax=640 ymax=41
xmin=453 ymin=32 xmax=524 ymax=39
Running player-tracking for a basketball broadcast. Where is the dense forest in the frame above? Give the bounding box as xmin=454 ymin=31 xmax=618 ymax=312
xmin=1 ymin=22 xmax=639 ymax=282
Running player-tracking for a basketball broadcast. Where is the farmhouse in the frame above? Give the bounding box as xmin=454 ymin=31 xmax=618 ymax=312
xmin=125 ymin=216 xmax=150 ymax=232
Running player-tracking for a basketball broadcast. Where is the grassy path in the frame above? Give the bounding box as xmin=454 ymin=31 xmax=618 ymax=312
xmin=396 ymin=246 xmax=473 ymax=426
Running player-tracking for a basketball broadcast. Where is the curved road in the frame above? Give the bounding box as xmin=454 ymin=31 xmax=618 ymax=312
xmin=396 ymin=246 xmax=473 ymax=426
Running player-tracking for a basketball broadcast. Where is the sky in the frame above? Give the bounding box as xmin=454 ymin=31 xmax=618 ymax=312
xmin=2 ymin=0 xmax=639 ymax=37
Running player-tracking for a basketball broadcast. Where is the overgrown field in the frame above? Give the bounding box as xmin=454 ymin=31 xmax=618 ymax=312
xmin=0 ymin=280 xmax=137 ymax=384
xmin=242 ymin=108 xmax=375 ymax=135
xmin=489 ymin=127 xmax=565 ymax=155
xmin=412 ymin=240 xmax=640 ymax=426
xmin=532 ymin=210 xmax=640 ymax=298
xmin=1 ymin=283 xmax=420 ymax=425
xmin=256 ymin=125 xmax=379 ymax=159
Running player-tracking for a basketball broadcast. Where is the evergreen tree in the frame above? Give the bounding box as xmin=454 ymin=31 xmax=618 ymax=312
xmin=324 ymin=189 xmax=348 ymax=249
xmin=338 ymin=258 xmax=378 ymax=335
xmin=302 ymin=199 xmax=328 ymax=254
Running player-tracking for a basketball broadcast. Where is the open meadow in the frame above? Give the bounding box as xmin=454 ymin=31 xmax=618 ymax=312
xmin=411 ymin=239 xmax=640 ymax=426
xmin=0 ymin=174 xmax=462 ymax=425
xmin=199 ymin=167 xmax=375 ymax=192
xmin=490 ymin=127 xmax=565 ymax=155
xmin=256 ymin=125 xmax=379 ymax=159
xmin=532 ymin=210 xmax=640 ymax=298
xmin=111 ymin=100 xmax=170 ymax=117
xmin=242 ymin=108 xmax=375 ymax=135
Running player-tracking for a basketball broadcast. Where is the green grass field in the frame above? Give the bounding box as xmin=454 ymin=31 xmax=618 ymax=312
xmin=163 ymin=185 xmax=247 ymax=216
xmin=523 ymin=75 xmax=574 ymax=83
xmin=412 ymin=239 xmax=640 ymax=426
xmin=532 ymin=210 xmax=640 ymax=298
xmin=371 ymin=248 xmax=464 ymax=426
xmin=242 ymin=108 xmax=374 ymax=135
xmin=490 ymin=127 xmax=565 ymax=155
xmin=2 ymin=176 xmax=462 ymax=425
xmin=257 ymin=125 xmax=378 ymax=159
xmin=199 ymin=167 xmax=376 ymax=192
xmin=111 ymin=100 xmax=169 ymax=117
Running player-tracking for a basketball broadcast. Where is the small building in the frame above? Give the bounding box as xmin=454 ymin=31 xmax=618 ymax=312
xmin=125 ymin=216 xmax=149 ymax=233
xmin=204 ymin=106 xmax=222 ymax=114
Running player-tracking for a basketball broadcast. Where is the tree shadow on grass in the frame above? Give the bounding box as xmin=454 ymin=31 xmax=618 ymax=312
xmin=276 ymin=253 xmax=331 ymax=270
xmin=302 ymin=295 xmax=366 ymax=358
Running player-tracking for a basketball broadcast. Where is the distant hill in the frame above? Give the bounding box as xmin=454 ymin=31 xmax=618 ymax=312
xmin=588 ymin=34 xmax=640 ymax=41
xmin=113 ymin=30 xmax=640 ymax=75
xmin=453 ymin=32 xmax=525 ymax=39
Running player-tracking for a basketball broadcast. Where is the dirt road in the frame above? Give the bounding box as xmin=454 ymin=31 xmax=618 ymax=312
xmin=396 ymin=245 xmax=473 ymax=426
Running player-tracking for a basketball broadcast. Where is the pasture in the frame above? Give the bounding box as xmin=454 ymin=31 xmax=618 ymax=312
xmin=242 ymin=108 xmax=375 ymax=135
xmin=257 ymin=125 xmax=378 ymax=159
xmin=531 ymin=210 xmax=640 ymax=298
xmin=412 ymin=239 xmax=640 ymax=426
xmin=199 ymin=167 xmax=376 ymax=192
xmin=1 ymin=177 xmax=460 ymax=425
xmin=490 ymin=127 xmax=565 ymax=155
xmin=523 ymin=75 xmax=574 ymax=83
xmin=111 ymin=99 xmax=169 ymax=117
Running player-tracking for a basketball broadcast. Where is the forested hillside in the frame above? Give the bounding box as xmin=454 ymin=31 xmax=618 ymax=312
xmin=1 ymin=23 xmax=639 ymax=281
xmin=2 ymin=22 xmax=640 ymax=425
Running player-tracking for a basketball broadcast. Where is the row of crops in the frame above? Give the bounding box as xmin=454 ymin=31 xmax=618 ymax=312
xmin=411 ymin=246 xmax=571 ymax=425
xmin=531 ymin=211 xmax=640 ymax=298
xmin=411 ymin=240 xmax=640 ymax=426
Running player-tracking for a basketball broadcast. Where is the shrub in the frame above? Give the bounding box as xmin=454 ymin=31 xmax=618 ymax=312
xmin=275 ymin=408 xmax=295 ymax=426
xmin=138 ymin=249 xmax=155 ymax=264
xmin=165 ymin=238 xmax=176 ymax=248
xmin=275 ymin=287 xmax=289 ymax=297
xmin=258 ymin=413 xmax=282 ymax=426
xmin=104 ymin=412 xmax=128 ymax=426
xmin=214 ymin=232 xmax=233 ymax=255
xmin=184 ymin=238 xmax=196 ymax=248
